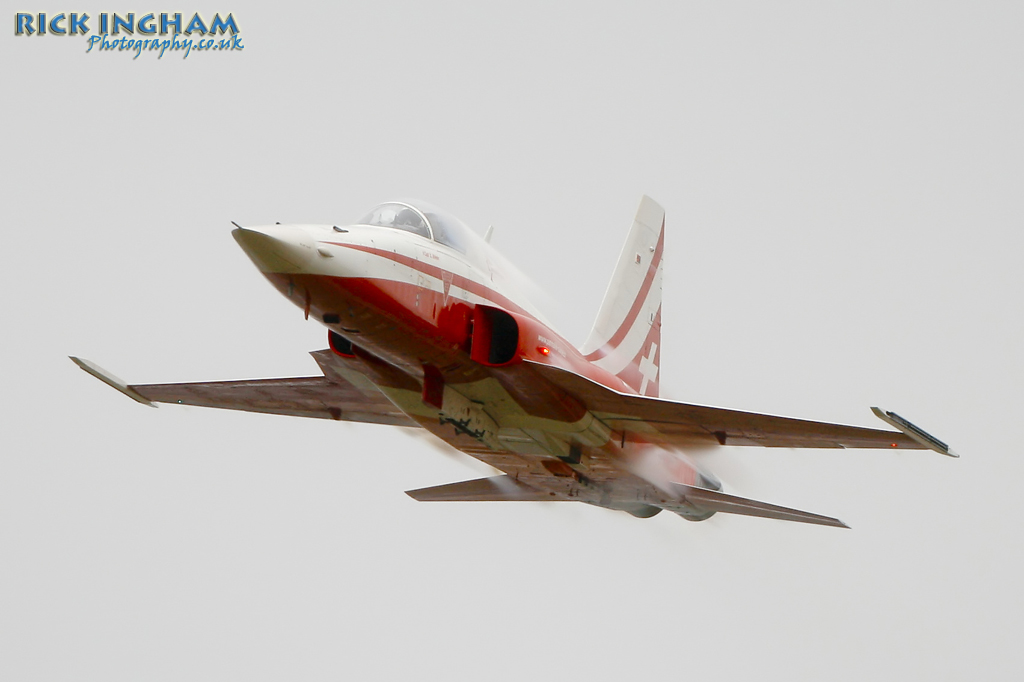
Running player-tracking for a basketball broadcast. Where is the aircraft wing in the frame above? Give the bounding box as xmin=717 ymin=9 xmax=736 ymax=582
xmin=528 ymin=361 xmax=956 ymax=455
xmin=70 ymin=351 xmax=418 ymax=427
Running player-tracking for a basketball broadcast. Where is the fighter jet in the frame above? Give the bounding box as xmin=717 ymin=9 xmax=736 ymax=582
xmin=72 ymin=197 xmax=956 ymax=527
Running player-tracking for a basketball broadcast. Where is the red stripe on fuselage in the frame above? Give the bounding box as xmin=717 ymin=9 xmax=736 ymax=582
xmin=582 ymin=218 xmax=665 ymax=362
xmin=322 ymin=241 xmax=535 ymax=320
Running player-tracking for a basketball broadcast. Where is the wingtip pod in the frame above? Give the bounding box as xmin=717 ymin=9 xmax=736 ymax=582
xmin=870 ymin=407 xmax=958 ymax=458
xmin=69 ymin=356 xmax=156 ymax=407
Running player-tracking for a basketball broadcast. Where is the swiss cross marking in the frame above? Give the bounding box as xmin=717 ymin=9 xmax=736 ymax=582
xmin=639 ymin=342 xmax=659 ymax=395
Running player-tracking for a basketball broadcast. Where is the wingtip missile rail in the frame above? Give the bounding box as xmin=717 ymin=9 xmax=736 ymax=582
xmin=69 ymin=356 xmax=156 ymax=408
xmin=871 ymin=407 xmax=958 ymax=458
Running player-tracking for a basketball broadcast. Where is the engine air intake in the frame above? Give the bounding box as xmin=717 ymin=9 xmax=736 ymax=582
xmin=471 ymin=306 xmax=520 ymax=366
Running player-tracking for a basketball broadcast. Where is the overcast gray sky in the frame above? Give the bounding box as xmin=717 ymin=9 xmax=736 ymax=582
xmin=3 ymin=2 xmax=1023 ymax=679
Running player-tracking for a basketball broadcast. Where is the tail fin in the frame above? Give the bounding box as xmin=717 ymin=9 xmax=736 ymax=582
xmin=580 ymin=195 xmax=665 ymax=397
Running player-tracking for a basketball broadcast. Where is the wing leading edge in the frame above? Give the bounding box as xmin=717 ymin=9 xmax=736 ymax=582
xmin=70 ymin=350 xmax=417 ymax=427
xmin=528 ymin=361 xmax=956 ymax=455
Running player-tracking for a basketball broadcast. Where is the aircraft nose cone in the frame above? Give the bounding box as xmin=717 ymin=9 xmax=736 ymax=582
xmin=232 ymin=225 xmax=313 ymax=273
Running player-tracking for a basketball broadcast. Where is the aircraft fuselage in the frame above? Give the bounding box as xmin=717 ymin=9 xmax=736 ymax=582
xmin=232 ymin=209 xmax=697 ymax=517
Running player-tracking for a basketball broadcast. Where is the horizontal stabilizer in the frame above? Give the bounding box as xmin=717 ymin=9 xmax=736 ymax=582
xmin=406 ymin=476 xmax=554 ymax=502
xmin=670 ymin=483 xmax=849 ymax=528
xmin=871 ymin=407 xmax=958 ymax=458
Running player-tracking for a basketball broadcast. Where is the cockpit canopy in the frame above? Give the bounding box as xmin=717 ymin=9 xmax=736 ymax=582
xmin=356 ymin=200 xmax=473 ymax=253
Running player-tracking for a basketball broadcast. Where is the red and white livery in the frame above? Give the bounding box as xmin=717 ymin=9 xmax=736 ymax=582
xmin=73 ymin=197 xmax=957 ymax=527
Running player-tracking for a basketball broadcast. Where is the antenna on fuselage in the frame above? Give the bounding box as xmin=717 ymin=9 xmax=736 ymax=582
xmin=484 ymin=225 xmax=494 ymax=243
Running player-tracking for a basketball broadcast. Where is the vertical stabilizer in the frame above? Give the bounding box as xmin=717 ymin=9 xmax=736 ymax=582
xmin=580 ymin=196 xmax=664 ymax=397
